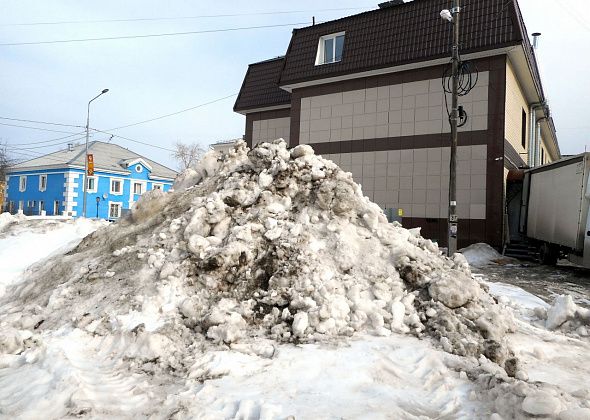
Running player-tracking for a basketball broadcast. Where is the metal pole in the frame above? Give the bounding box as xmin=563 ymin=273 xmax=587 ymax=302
xmin=82 ymin=89 xmax=109 ymax=218
xmin=83 ymin=103 xmax=90 ymax=218
xmin=447 ymin=0 xmax=460 ymax=256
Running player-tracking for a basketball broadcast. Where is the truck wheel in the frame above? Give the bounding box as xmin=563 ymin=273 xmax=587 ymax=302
xmin=539 ymin=243 xmax=558 ymax=266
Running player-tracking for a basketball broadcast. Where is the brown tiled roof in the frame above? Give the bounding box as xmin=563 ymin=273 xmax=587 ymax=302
xmin=233 ymin=57 xmax=291 ymax=112
xmin=279 ymin=0 xmax=524 ymax=86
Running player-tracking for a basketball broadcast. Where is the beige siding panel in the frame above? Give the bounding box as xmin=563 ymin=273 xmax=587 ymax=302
xmin=299 ymin=73 xmax=489 ymax=144
xmin=505 ymin=61 xmax=529 ymax=164
xmin=252 ymin=117 xmax=290 ymax=146
xmin=339 ymin=145 xmax=487 ymax=220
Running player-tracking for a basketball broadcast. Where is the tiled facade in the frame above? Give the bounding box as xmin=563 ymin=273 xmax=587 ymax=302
xmin=299 ymin=73 xmax=489 ymax=145
xmin=252 ymin=117 xmax=291 ymax=146
xmin=323 ymin=145 xmax=487 ymax=220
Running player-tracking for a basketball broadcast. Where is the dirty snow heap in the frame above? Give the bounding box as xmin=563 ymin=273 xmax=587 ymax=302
xmin=2 ymin=140 xmax=518 ymax=375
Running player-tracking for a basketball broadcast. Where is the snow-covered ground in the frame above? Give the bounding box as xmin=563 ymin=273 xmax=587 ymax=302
xmin=0 ymin=215 xmax=107 ymax=298
xmin=1 ymin=142 xmax=590 ymax=419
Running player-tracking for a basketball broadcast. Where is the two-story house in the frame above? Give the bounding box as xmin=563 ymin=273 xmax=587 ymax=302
xmin=233 ymin=0 xmax=561 ymax=249
xmin=5 ymin=141 xmax=176 ymax=219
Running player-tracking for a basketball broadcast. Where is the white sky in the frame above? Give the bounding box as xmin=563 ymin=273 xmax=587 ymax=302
xmin=0 ymin=0 xmax=588 ymax=170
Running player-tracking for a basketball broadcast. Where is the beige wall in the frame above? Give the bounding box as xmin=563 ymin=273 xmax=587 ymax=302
xmin=252 ymin=117 xmax=290 ymax=146
xmin=299 ymin=72 xmax=489 ymax=144
xmin=505 ymin=61 xmax=529 ymax=165
xmin=323 ymin=145 xmax=487 ymax=220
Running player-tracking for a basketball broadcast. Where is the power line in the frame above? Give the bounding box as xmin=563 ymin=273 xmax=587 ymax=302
xmin=0 ymin=22 xmax=312 ymax=47
xmin=92 ymin=129 xmax=175 ymax=152
xmin=1 ymin=92 xmax=236 ymax=151
xmin=0 ymin=121 xmax=80 ymax=134
xmin=107 ymin=93 xmax=237 ymax=131
xmin=554 ymin=0 xmax=590 ymax=32
xmin=5 ymin=136 xmax=87 ymax=151
xmin=4 ymin=131 xmax=87 ymax=146
xmin=0 ymin=116 xmax=83 ymax=128
xmin=1 ymin=7 xmax=372 ymax=27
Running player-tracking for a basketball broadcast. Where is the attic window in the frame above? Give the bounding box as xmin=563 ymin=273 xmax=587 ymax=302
xmin=315 ymin=32 xmax=345 ymax=65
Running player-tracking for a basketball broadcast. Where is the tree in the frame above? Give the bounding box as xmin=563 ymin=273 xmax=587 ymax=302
xmin=0 ymin=143 xmax=14 ymax=182
xmin=171 ymin=141 xmax=206 ymax=171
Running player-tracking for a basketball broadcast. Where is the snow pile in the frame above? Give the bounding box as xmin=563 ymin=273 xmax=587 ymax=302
xmin=0 ymin=212 xmax=24 ymax=232
xmin=2 ymin=141 xmax=519 ymax=373
xmin=461 ymin=243 xmax=513 ymax=267
xmin=3 ymin=141 xmax=590 ymax=418
xmin=0 ymin=217 xmax=107 ymax=299
xmin=535 ymin=295 xmax=590 ymax=336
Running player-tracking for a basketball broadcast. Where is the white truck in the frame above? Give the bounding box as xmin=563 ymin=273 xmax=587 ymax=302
xmin=516 ymin=152 xmax=590 ymax=266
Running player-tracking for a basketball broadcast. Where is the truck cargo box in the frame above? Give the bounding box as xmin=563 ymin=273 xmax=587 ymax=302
xmin=523 ymin=153 xmax=590 ymax=252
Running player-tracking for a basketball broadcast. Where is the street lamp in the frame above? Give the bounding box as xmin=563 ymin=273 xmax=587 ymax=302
xmin=83 ymin=88 xmax=109 ymax=218
xmin=95 ymin=196 xmax=101 ymax=219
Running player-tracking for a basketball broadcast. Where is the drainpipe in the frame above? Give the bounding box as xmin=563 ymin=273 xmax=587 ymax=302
xmin=529 ymin=103 xmax=544 ymax=167
xmin=535 ymin=116 xmax=548 ymax=166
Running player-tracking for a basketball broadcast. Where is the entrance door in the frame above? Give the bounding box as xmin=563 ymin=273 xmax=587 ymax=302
xmin=53 ymin=200 xmax=60 ymax=215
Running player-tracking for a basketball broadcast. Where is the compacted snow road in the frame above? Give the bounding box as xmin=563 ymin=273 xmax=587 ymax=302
xmin=477 ymin=262 xmax=590 ymax=308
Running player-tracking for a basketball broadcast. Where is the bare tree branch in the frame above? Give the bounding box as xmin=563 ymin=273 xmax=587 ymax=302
xmin=171 ymin=141 xmax=206 ymax=171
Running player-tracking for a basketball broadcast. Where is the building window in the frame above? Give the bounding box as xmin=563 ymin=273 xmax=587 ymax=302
xmin=315 ymin=32 xmax=345 ymax=65
xmin=39 ymin=174 xmax=47 ymax=191
xmin=109 ymin=202 xmax=122 ymax=218
xmin=541 ymin=148 xmax=545 ymax=165
xmin=152 ymin=183 xmax=163 ymax=191
xmin=521 ymin=109 xmax=527 ymax=150
xmin=135 ymin=164 xmax=143 ymax=173
xmin=133 ymin=182 xmax=143 ymax=195
xmin=54 ymin=200 xmax=60 ymax=215
xmin=19 ymin=176 xmax=27 ymax=192
xmin=18 ymin=201 xmax=24 ymax=211
xmin=110 ymin=178 xmax=123 ymax=195
xmin=87 ymin=176 xmax=97 ymax=193
xmin=39 ymin=200 xmax=45 ymax=213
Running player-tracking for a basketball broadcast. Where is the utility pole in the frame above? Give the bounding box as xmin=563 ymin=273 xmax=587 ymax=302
xmin=447 ymin=0 xmax=460 ymax=257
xmin=82 ymin=89 xmax=109 ymax=218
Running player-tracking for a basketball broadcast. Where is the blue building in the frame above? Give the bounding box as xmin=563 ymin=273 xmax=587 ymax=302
xmin=4 ymin=141 xmax=176 ymax=219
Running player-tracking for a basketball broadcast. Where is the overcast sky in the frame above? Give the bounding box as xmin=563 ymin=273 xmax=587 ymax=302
xmin=1 ymin=0 xmax=588 ymax=170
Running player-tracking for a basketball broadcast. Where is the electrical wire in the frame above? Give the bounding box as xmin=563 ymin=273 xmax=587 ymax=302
xmin=0 ymin=121 xmax=80 ymax=134
xmin=106 ymin=93 xmax=237 ymax=131
xmin=0 ymin=22 xmax=312 ymax=47
xmin=91 ymin=129 xmax=175 ymax=152
xmin=442 ymin=56 xmax=479 ymax=126
xmin=1 ymin=7 xmax=372 ymax=27
xmin=1 ymin=92 xmax=237 ymax=150
xmin=6 ymin=135 xmax=88 ymax=151
xmin=0 ymin=116 xmax=84 ymax=128
xmin=4 ymin=131 xmax=87 ymax=147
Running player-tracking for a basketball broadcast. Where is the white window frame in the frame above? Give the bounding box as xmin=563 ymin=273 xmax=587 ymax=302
xmin=133 ymin=182 xmax=143 ymax=195
xmin=19 ymin=176 xmax=27 ymax=192
xmin=108 ymin=201 xmax=122 ymax=219
xmin=87 ymin=176 xmax=97 ymax=193
xmin=315 ymin=32 xmax=345 ymax=66
xmin=135 ymin=164 xmax=143 ymax=173
xmin=39 ymin=174 xmax=48 ymax=192
xmin=152 ymin=183 xmax=163 ymax=191
xmin=110 ymin=178 xmax=123 ymax=195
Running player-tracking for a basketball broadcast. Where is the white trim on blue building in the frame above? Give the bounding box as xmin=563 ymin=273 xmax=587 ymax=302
xmin=5 ymin=141 xmax=177 ymax=219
